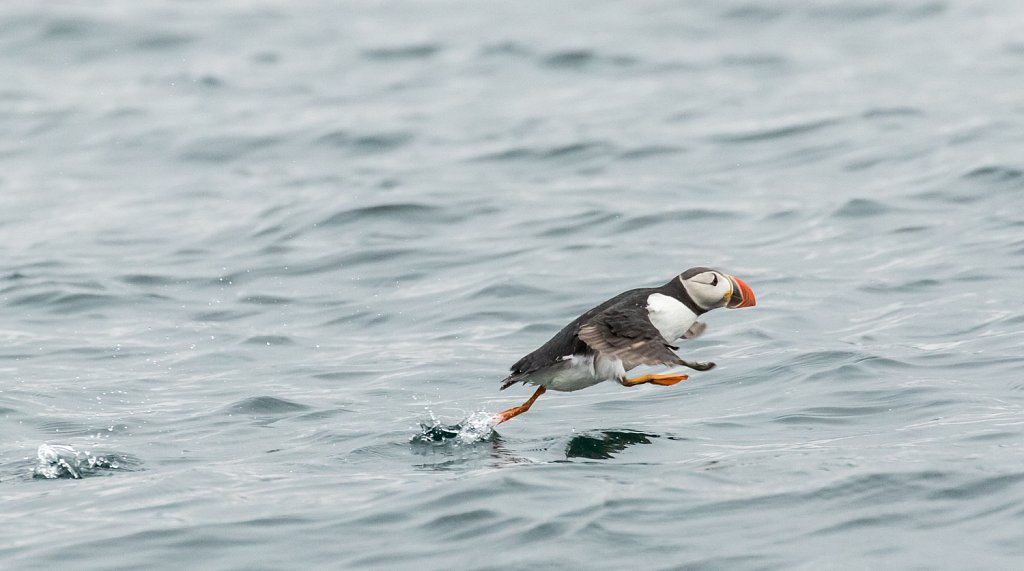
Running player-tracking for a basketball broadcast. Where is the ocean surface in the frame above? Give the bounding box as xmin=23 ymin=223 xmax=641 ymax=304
xmin=2 ymin=1 xmax=1024 ymax=569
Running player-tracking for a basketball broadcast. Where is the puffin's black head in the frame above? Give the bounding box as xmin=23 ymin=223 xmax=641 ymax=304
xmin=677 ymin=267 xmax=756 ymax=311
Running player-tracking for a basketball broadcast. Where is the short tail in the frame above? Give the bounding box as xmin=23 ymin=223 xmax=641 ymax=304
xmin=499 ymin=372 xmax=524 ymax=391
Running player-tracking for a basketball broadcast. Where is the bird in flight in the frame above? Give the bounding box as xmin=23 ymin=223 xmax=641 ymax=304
xmin=494 ymin=267 xmax=756 ymax=424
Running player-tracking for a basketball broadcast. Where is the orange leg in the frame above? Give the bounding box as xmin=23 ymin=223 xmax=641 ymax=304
xmin=493 ymin=386 xmax=546 ymax=424
xmin=621 ymin=373 xmax=688 ymax=387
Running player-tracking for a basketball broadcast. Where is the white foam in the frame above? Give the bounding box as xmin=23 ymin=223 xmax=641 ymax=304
xmin=33 ymin=444 xmax=122 ymax=479
xmin=454 ymin=410 xmax=499 ymax=445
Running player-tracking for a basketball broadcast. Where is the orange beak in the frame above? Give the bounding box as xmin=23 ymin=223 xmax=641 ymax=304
xmin=726 ymin=275 xmax=756 ymax=309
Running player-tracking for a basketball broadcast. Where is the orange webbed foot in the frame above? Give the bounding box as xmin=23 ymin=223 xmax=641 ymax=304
xmin=622 ymin=373 xmax=689 ymax=387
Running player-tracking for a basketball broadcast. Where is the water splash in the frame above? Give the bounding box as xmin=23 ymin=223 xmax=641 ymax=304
xmin=33 ymin=444 xmax=133 ymax=479
xmin=410 ymin=411 xmax=498 ymax=447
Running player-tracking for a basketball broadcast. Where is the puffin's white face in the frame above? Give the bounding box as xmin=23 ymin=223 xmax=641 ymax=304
xmin=680 ymin=269 xmax=733 ymax=310
xmin=678 ymin=267 xmax=756 ymax=311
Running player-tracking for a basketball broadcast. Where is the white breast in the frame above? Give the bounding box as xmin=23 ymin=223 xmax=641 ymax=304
xmin=646 ymin=293 xmax=698 ymax=342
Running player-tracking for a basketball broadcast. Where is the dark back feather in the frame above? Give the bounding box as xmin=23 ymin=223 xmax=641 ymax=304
xmin=506 ymin=288 xmax=652 ymax=378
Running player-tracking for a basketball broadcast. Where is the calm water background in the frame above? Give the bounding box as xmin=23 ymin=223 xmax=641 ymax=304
xmin=2 ymin=1 xmax=1024 ymax=569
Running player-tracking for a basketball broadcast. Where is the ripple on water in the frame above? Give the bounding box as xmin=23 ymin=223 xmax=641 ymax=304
xmin=35 ymin=419 xmax=133 ymax=437
xmin=616 ymin=209 xmax=739 ymax=232
xmin=362 ymin=44 xmax=442 ymax=60
xmin=305 ymin=247 xmax=419 ymax=270
xmin=10 ymin=290 xmax=120 ymax=314
xmin=861 ymin=106 xmax=925 ymax=119
xmin=178 ymin=135 xmax=282 ymax=163
xmin=223 ymin=396 xmax=311 ymax=415
xmin=832 ymin=197 xmax=891 ymax=218
xmin=238 ymin=294 xmax=292 ymax=305
xmin=617 ymin=145 xmax=683 ymax=160
xmin=929 ymin=473 xmax=1024 ymax=502
xmin=134 ymin=32 xmax=195 ymax=51
xmin=771 ymin=405 xmax=894 ymax=426
xmin=193 ymin=309 xmax=260 ymax=322
xmin=315 ymin=130 xmax=413 ymax=153
xmin=541 ymin=49 xmax=638 ymax=69
xmin=243 ymin=335 xmax=295 ymax=346
xmin=764 ymin=350 xmax=878 ymax=379
xmin=120 ymin=273 xmax=177 ymax=286
xmin=709 ymin=116 xmax=842 ymax=143
xmin=720 ymin=5 xmax=788 ymax=22
xmin=860 ymin=278 xmax=942 ymax=293
xmin=962 ymin=165 xmax=1023 ymax=184
xmin=472 ymin=141 xmax=616 ymax=163
xmin=533 ymin=209 xmax=620 ymax=238
xmin=468 ymin=281 xmax=552 ymax=300
xmin=720 ymin=53 xmax=789 ymax=69
xmin=317 ymin=203 xmax=445 ymax=227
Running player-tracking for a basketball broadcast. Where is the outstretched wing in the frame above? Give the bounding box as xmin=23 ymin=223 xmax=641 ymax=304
xmin=577 ymin=303 xmax=684 ymax=369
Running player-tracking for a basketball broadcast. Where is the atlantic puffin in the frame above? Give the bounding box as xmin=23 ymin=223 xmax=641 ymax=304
xmin=494 ymin=267 xmax=756 ymax=424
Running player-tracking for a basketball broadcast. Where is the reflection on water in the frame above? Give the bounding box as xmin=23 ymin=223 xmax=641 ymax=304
xmin=565 ymin=430 xmax=659 ymax=460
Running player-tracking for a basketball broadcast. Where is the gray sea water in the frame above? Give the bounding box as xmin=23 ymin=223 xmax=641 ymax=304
xmin=3 ymin=1 xmax=1024 ymax=569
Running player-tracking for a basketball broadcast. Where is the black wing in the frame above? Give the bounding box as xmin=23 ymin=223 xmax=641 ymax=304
xmin=577 ymin=302 xmax=684 ymax=369
xmin=500 ymin=288 xmax=652 ymax=389
xmin=500 ymin=287 xmax=715 ymax=390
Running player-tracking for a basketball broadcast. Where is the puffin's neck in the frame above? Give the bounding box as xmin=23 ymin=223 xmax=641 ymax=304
xmin=657 ymin=278 xmax=707 ymax=315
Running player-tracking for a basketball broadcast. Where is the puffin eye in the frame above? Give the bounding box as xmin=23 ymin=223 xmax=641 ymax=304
xmin=710 ymin=274 xmax=718 ymax=287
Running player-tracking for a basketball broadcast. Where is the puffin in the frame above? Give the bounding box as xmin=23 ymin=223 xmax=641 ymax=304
xmin=494 ymin=267 xmax=756 ymax=424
